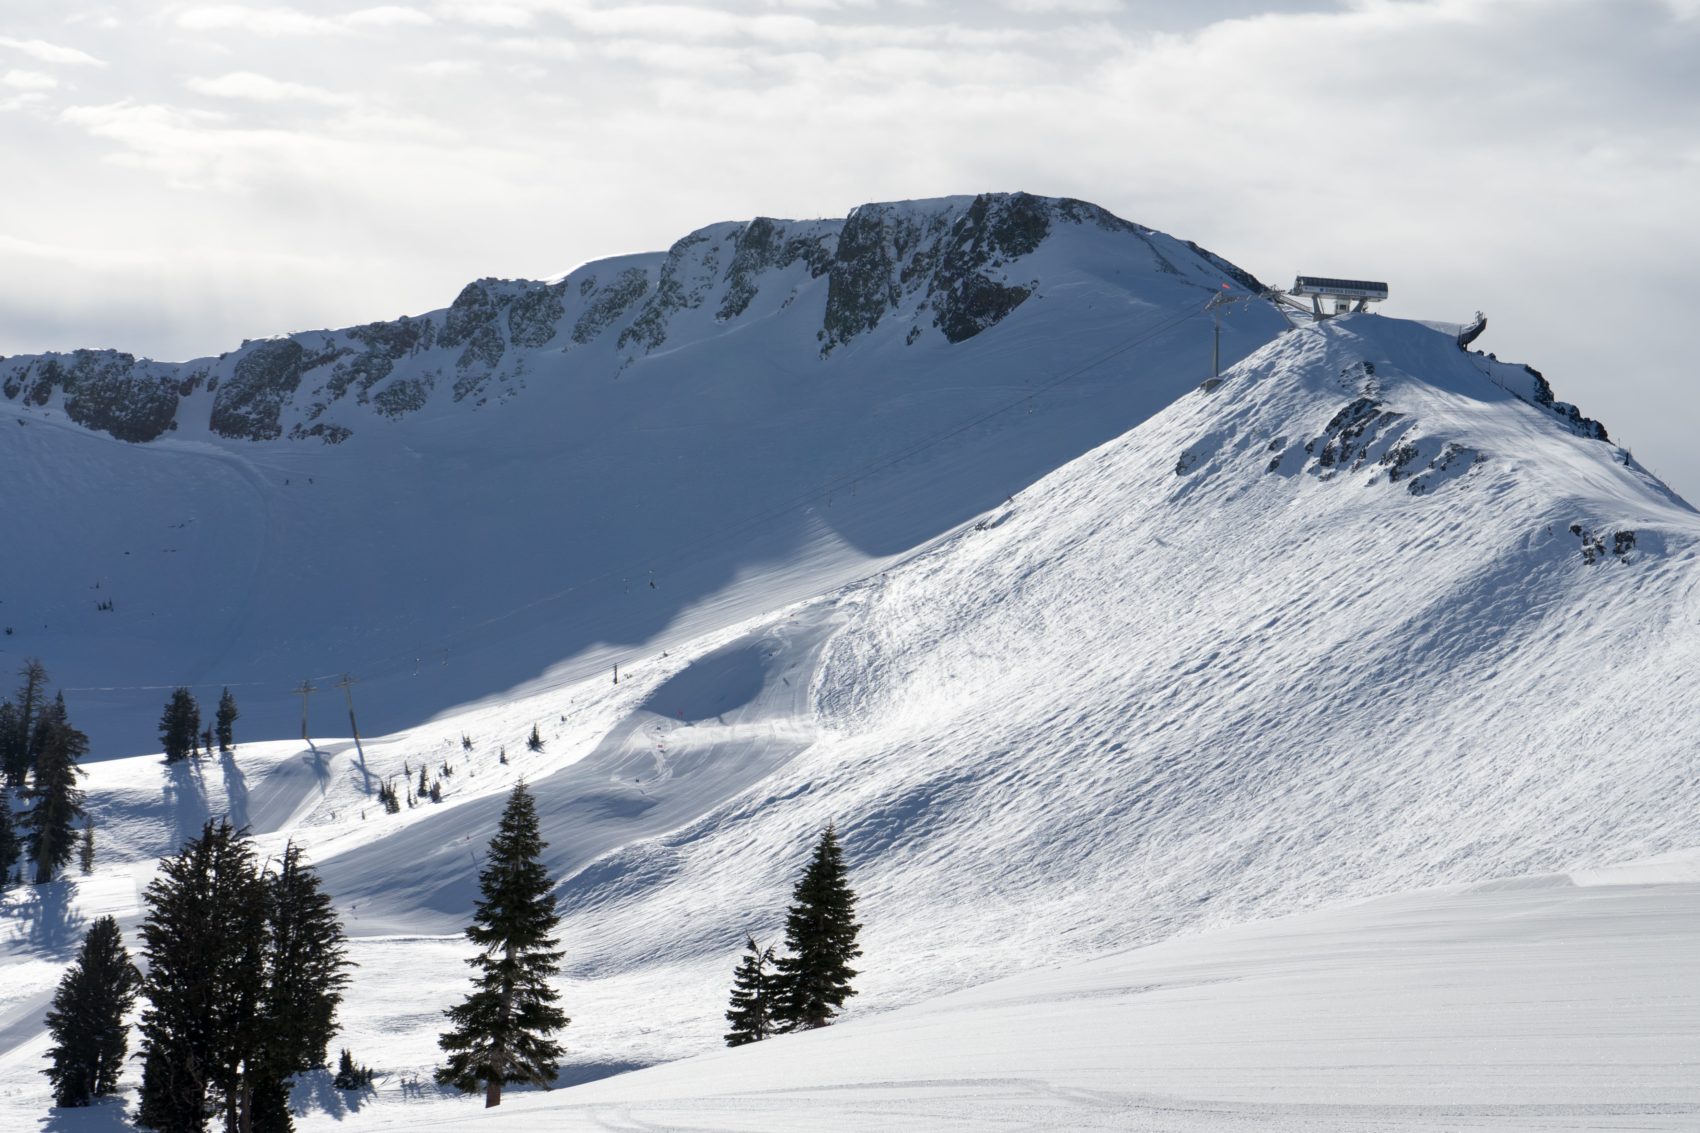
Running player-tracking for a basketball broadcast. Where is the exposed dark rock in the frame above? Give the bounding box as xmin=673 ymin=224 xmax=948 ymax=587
xmin=62 ymin=351 xmax=180 ymax=442
xmin=372 ymin=374 xmax=435 ymax=418
xmin=573 ymin=268 xmax=650 ymax=345
xmin=211 ymin=339 xmax=330 ymax=441
xmin=438 ymin=282 xmax=499 ymax=349
xmin=620 ymin=232 xmax=719 ymax=352
xmin=507 ymin=282 xmax=567 ymax=348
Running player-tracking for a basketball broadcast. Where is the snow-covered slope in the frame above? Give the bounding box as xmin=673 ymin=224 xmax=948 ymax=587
xmin=0 ymin=192 xmax=1284 ymax=754
xmin=2 ymin=204 xmax=1694 ymax=1129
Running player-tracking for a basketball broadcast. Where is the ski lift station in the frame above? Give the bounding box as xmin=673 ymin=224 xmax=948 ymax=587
xmin=1291 ymin=276 xmax=1389 ymax=318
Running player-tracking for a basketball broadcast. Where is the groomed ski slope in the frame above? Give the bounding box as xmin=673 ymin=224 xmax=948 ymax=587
xmin=3 ymin=311 xmax=1697 ymax=1129
xmin=311 ymin=856 xmax=1700 ymax=1131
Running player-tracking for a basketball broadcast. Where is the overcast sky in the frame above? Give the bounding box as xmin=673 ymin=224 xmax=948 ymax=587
xmin=3 ymin=0 xmax=1697 ymax=493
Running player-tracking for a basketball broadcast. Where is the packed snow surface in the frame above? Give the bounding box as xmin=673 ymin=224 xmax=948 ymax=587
xmin=1 ymin=200 xmax=1695 ymax=1130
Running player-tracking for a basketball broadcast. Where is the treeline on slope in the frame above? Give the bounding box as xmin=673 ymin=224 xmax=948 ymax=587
xmin=1 ymin=659 xmax=90 ymax=887
xmin=724 ymin=824 xmax=863 ymax=1045
xmin=43 ymin=821 xmax=353 ymax=1132
xmin=24 ymin=692 xmax=863 ymax=1120
xmin=429 ymin=784 xmax=865 ymax=1108
xmin=158 ymin=685 xmax=240 ymax=762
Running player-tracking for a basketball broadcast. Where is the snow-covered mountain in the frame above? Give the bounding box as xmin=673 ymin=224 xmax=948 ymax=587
xmin=3 ymin=194 xmax=1695 ymax=1129
xmin=0 ymin=192 xmax=1285 ymax=755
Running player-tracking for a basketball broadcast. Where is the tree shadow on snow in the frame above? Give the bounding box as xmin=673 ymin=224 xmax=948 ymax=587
xmin=38 ymin=1097 xmax=134 ymax=1133
xmin=553 ymin=1059 xmax=652 ymax=1089
xmin=4 ymin=879 xmax=88 ymax=955
xmin=290 ymin=1069 xmax=371 ymax=1122
xmin=220 ymin=750 xmax=250 ymax=831
xmin=162 ymin=758 xmax=208 ymax=851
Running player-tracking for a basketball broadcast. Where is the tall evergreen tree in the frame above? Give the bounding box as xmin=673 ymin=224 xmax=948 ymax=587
xmin=24 ymin=710 xmax=88 ymax=884
xmin=264 ymin=842 xmax=352 ymax=1071
xmin=43 ymin=915 xmax=141 ymax=1107
xmin=772 ymin=824 xmax=862 ymax=1031
xmin=215 ymin=689 xmax=239 ymax=753
xmin=0 ymin=700 xmax=22 ymax=789
xmin=0 ymin=795 xmax=19 ymax=889
xmin=136 ymin=819 xmax=270 ymax=1133
xmin=723 ymin=935 xmax=777 ymax=1047
xmin=158 ymin=688 xmax=201 ymax=763
xmin=436 ymin=782 xmax=568 ymax=1107
xmin=4 ymin=659 xmax=48 ymax=788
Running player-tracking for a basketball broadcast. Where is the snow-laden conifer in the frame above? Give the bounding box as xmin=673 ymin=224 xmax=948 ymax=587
xmin=772 ymin=824 xmax=862 ymax=1031
xmin=436 ymin=781 xmax=568 ymax=1107
xmin=158 ymin=688 xmax=201 ymax=764
xmin=42 ymin=915 xmax=140 ymax=1107
xmin=723 ymin=936 xmax=777 ymax=1046
xmin=24 ymin=704 xmax=87 ymax=884
xmin=215 ymin=688 xmax=239 ymax=753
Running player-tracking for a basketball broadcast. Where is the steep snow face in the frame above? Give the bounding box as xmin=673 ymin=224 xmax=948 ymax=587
xmin=0 ymin=193 xmax=1289 ymax=753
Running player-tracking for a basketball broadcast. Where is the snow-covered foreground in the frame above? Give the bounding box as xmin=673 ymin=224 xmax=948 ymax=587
xmin=289 ymin=857 xmax=1700 ymax=1130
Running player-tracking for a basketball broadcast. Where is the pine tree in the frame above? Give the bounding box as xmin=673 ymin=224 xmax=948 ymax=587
xmin=244 ymin=842 xmax=351 ymax=1133
xmin=417 ymin=764 xmax=429 ymax=798
xmin=158 ymin=688 xmax=201 ymax=763
xmin=215 ymin=689 xmax=239 ymax=753
xmin=137 ymin=819 xmax=270 ymax=1133
xmin=771 ymin=824 xmax=862 ymax=1031
xmin=79 ymin=819 xmax=95 ymax=875
xmin=526 ymin=724 xmax=543 ymax=753
xmin=436 ymin=782 xmax=568 ymax=1107
xmin=723 ymin=935 xmax=777 ymax=1047
xmin=0 ymin=796 xmax=20 ymax=888
xmin=43 ymin=915 xmax=141 ymax=1106
xmin=264 ymin=842 xmax=352 ymax=1071
xmin=4 ymin=659 xmax=49 ymax=788
xmin=0 ymin=700 xmax=19 ymax=790
xmin=331 ymin=1048 xmax=372 ymax=1090
xmin=24 ymin=710 xmax=88 ymax=884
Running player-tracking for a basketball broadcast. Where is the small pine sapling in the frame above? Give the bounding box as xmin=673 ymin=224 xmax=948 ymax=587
xmin=526 ymin=724 xmax=544 ymax=753
xmin=461 ymin=734 xmax=473 ymax=752
xmin=78 ymin=820 xmax=94 ymax=875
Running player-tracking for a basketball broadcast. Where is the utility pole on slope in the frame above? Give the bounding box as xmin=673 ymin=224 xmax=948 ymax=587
xmin=294 ymin=679 xmax=317 ymax=752
xmin=336 ymin=673 xmax=367 ymax=765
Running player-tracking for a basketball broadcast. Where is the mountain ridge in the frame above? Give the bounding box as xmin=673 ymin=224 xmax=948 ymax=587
xmin=0 ymin=192 xmax=1263 ymax=447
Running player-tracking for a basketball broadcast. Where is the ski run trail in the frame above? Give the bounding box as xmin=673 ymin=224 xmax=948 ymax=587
xmin=2 ymin=196 xmax=1696 ymax=1130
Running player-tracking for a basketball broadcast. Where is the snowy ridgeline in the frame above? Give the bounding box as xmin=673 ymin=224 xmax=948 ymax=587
xmin=2 ymin=299 xmax=1697 ymax=1127
xmin=0 ymin=193 xmax=1289 ymax=756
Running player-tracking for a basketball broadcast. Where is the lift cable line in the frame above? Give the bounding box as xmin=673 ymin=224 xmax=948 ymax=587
xmin=50 ymin=290 xmax=1257 ymax=711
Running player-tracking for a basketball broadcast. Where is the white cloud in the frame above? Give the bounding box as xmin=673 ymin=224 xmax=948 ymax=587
xmin=997 ymin=0 xmax=1123 ymax=11
xmin=0 ymin=36 xmax=106 ymax=66
xmin=186 ymin=72 xmax=354 ymax=106
xmin=3 ymin=69 xmax=59 ymax=91
xmin=410 ymin=58 xmax=484 ymax=76
xmin=175 ymin=6 xmax=348 ymax=35
xmin=433 ymin=2 xmax=536 ymax=27
xmin=345 ymin=5 xmax=436 ymax=27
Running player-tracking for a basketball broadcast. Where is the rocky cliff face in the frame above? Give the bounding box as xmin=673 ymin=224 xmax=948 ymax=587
xmin=1 ymin=193 xmax=1262 ymax=445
